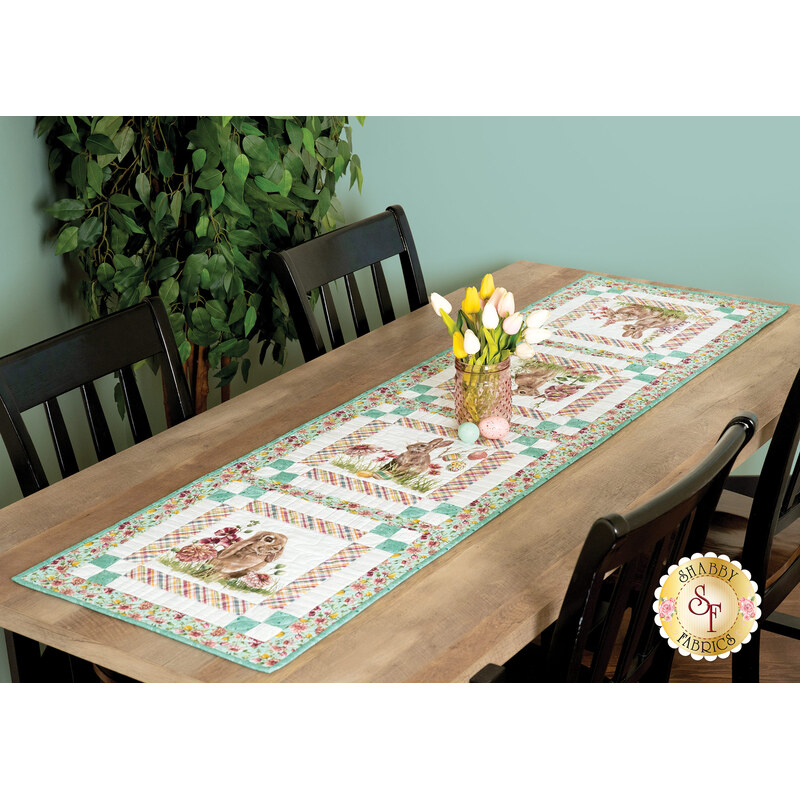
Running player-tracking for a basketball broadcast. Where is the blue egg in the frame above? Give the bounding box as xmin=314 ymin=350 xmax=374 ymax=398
xmin=458 ymin=421 xmax=480 ymax=444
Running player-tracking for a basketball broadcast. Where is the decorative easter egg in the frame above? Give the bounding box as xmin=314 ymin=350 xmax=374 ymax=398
xmin=468 ymin=450 xmax=488 ymax=460
xmin=479 ymin=415 xmax=510 ymax=440
xmin=446 ymin=460 xmax=467 ymax=472
xmin=457 ymin=421 xmax=480 ymax=444
xmin=356 ymin=471 xmax=374 ymax=478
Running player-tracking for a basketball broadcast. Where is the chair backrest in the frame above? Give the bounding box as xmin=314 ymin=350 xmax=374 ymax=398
xmin=0 ymin=296 xmax=193 ymax=497
xmin=741 ymin=366 xmax=800 ymax=615
xmin=545 ymin=413 xmax=756 ymax=682
xmin=267 ymin=204 xmax=428 ymax=361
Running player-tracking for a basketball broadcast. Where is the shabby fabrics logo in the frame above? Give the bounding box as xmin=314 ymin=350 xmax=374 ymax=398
xmin=654 ymin=552 xmax=761 ymax=661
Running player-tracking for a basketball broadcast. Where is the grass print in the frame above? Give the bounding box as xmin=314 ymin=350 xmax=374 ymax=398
xmin=156 ymin=551 xmax=283 ymax=596
xmin=331 ymin=453 xmax=442 ymax=494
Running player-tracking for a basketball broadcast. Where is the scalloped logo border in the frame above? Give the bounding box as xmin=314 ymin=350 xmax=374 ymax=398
xmin=653 ymin=552 xmax=761 ymax=661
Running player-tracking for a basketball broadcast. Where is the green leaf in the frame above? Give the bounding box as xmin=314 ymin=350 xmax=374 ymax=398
xmin=205 ymin=298 xmax=228 ymax=319
xmin=71 ymin=156 xmax=87 ymax=192
xmin=97 ymin=262 xmax=115 ymax=290
xmin=157 ymin=150 xmax=174 ymax=179
xmin=45 ymin=198 xmax=86 ymax=220
xmin=278 ymin=169 xmax=292 ymax=197
xmin=196 ymin=168 xmax=223 ymax=190
xmin=159 ymin=276 xmax=179 ymax=306
xmin=57 ymin=133 xmax=83 ymax=154
xmin=332 ymin=153 xmax=345 ymax=179
xmin=109 ymin=193 xmax=141 ymax=211
xmin=55 ymin=226 xmax=79 ymax=255
xmin=356 ymin=116 xmax=366 ymax=125
xmin=87 ymin=159 xmax=105 ymax=195
xmin=178 ymin=340 xmax=191 ymax=363
xmin=170 ymin=193 xmax=182 ymax=226
xmin=228 ymin=229 xmax=260 ymax=247
xmin=229 ymin=294 xmax=247 ymax=324
xmin=270 ymin=209 xmax=289 ymax=237
xmin=192 ymin=149 xmax=207 ymax=171
xmin=315 ymin=136 xmax=338 ymax=158
xmin=153 ymin=191 xmax=168 ymax=224
xmin=86 ymin=133 xmax=118 ymax=156
xmin=93 ymin=116 xmax=122 ymax=139
xmin=244 ymin=305 xmax=257 ymax=336
xmin=196 ymin=215 xmax=209 ymax=237
xmin=122 ymin=214 xmax=146 ymax=234
xmin=200 ymin=268 xmax=211 ymax=290
xmin=253 ymin=175 xmax=281 ymax=193
xmin=233 ymin=153 xmax=249 ymax=182
xmin=285 ymin=120 xmax=302 ymax=150
xmin=150 ymin=257 xmax=180 ymax=281
xmin=77 ymin=217 xmax=102 ymax=248
xmin=210 ymin=184 xmax=225 ymax=210
xmin=301 ymin=127 xmax=315 ymax=154
xmin=135 ymin=173 xmax=151 ymax=205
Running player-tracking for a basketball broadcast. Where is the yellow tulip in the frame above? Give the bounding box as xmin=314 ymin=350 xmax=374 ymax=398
xmin=453 ymin=331 xmax=468 ymax=359
xmin=479 ymin=273 xmax=495 ymax=300
xmin=461 ymin=286 xmax=482 ymax=315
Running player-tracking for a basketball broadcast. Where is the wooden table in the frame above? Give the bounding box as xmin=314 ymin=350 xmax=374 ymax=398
xmin=1 ymin=262 xmax=798 ymax=682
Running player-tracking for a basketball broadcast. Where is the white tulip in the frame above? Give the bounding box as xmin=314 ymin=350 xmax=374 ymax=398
xmin=482 ymin=302 xmax=500 ymax=330
xmin=526 ymin=309 xmax=549 ymax=329
xmin=524 ymin=326 xmax=551 ymax=345
xmin=463 ymin=329 xmax=480 ymax=355
xmin=515 ymin=341 xmax=534 ymax=358
xmin=430 ymin=292 xmax=452 ymax=317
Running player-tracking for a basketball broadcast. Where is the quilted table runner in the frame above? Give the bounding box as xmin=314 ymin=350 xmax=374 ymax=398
xmin=13 ymin=276 xmax=788 ymax=674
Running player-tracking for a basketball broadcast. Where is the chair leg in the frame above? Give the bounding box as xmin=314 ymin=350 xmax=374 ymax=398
xmin=732 ymin=628 xmax=760 ymax=682
xmin=4 ymin=630 xmax=43 ymax=683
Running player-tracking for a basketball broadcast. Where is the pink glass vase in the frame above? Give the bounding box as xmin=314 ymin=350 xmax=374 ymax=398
xmin=453 ymin=357 xmax=512 ymax=426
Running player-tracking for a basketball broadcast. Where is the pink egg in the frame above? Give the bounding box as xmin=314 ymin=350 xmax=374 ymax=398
xmin=478 ymin=416 xmax=510 ymax=440
xmin=468 ymin=450 xmax=488 ymax=460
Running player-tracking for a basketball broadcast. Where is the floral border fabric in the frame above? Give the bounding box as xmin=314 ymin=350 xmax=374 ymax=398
xmin=13 ymin=276 xmax=788 ymax=675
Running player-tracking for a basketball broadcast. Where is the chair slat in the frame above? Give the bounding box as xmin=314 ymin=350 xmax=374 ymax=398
xmin=44 ymin=397 xmax=79 ymax=479
xmin=268 ymin=205 xmax=427 ymax=362
xmin=119 ymin=365 xmax=152 ymax=443
xmin=320 ymin=284 xmax=345 ymax=350
xmin=371 ymin=262 xmax=396 ymax=325
xmin=80 ymin=382 xmax=116 ymax=461
xmin=344 ymin=274 xmax=370 ymax=338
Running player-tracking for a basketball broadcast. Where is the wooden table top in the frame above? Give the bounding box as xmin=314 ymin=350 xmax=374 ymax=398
xmin=1 ymin=262 xmax=798 ymax=682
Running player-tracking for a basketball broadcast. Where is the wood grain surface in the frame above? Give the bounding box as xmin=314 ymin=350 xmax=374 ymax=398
xmin=1 ymin=262 xmax=797 ymax=682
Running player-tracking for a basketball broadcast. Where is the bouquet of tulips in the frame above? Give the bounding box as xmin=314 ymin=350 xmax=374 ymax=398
xmin=430 ymin=273 xmax=550 ymax=364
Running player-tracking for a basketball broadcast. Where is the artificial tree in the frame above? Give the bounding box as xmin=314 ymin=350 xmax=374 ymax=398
xmin=38 ymin=115 xmax=363 ymax=413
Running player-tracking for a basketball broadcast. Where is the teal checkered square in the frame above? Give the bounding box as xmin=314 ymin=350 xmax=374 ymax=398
xmin=513 ymin=435 xmax=542 ymax=446
xmin=362 ymin=409 xmax=385 ymax=418
xmin=264 ymin=611 xmax=298 ymax=629
xmin=409 ymin=383 xmax=433 ymax=394
xmin=226 ymin=616 xmax=260 ymax=634
xmin=433 ymin=502 xmax=461 ymax=517
xmin=625 ymin=363 xmax=647 ymax=373
xmin=208 ymin=489 xmax=234 ymax=502
xmin=520 ymin=446 xmax=547 ymax=458
xmin=272 ymin=471 xmax=300 ymax=483
xmin=633 ymin=373 xmax=657 ymax=382
xmin=267 ymin=458 xmax=295 ymax=470
xmin=714 ymin=305 xmax=734 ymax=313
xmin=88 ymin=569 xmax=119 ymax=586
xmin=392 ymin=406 xmax=416 ymax=416
xmin=372 ymin=523 xmax=403 ymax=537
xmin=376 ymin=539 xmax=406 ymax=554
xmin=564 ymin=418 xmax=587 ymax=429
xmin=645 ymin=353 xmax=663 ymax=362
xmin=536 ymin=421 xmax=560 ymax=431
xmin=668 ymin=350 xmax=691 ymax=359
xmin=725 ymin=313 xmax=745 ymax=321
xmin=415 ymin=394 xmax=439 ymax=404
xmin=583 ymin=290 xmax=604 ymax=296
xmin=91 ymin=554 xmax=119 ymax=568
xmin=241 ymin=485 xmax=266 ymax=499
xmin=400 ymin=506 xmax=427 ymax=518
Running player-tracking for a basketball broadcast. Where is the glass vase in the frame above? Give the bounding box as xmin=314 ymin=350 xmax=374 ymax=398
xmin=453 ymin=357 xmax=513 ymax=426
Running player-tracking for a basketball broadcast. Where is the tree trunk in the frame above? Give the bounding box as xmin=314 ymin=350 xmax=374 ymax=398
xmin=163 ymin=344 xmax=232 ymax=425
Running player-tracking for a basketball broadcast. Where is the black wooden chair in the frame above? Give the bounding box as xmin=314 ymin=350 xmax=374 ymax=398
xmin=470 ymin=414 xmax=757 ymax=683
xmin=703 ymin=366 xmax=800 ymax=681
xmin=0 ymin=296 xmax=193 ymax=682
xmin=267 ymin=204 xmax=428 ymax=361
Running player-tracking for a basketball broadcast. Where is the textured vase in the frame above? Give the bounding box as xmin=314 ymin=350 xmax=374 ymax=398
xmin=453 ymin=357 xmax=512 ymax=425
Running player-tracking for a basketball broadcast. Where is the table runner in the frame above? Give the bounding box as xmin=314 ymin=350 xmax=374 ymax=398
xmin=13 ymin=275 xmax=787 ymax=674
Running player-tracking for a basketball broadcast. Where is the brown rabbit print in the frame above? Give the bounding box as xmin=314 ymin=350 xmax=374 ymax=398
xmin=600 ymin=304 xmax=682 ymax=340
xmin=384 ymin=437 xmax=450 ymax=475
xmin=515 ymin=366 xmax=560 ymax=397
xmin=208 ymin=531 xmax=288 ymax=579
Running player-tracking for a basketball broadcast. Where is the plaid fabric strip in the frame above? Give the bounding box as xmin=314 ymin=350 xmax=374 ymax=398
xmin=243 ymin=500 xmax=362 ymax=541
xmin=303 ymin=420 xmax=389 ymax=466
xmin=128 ymin=565 xmax=252 ymax=615
xmin=552 ymin=329 xmax=650 ymax=353
xmin=128 ymin=506 xmax=235 ymax=563
xmin=396 ymin=415 xmax=457 ymax=439
xmin=558 ymin=375 xmax=632 ymax=415
xmin=260 ymin=542 xmax=372 ymax=609
xmin=427 ymin=450 xmax=516 ymax=501
xmin=661 ymin=316 xmax=720 ymax=348
xmin=511 ymin=404 xmax=548 ymax=421
xmin=528 ymin=353 xmax=621 ymax=377
xmin=307 ymin=468 xmax=419 ymax=504
xmin=615 ymin=294 xmax=711 ymax=316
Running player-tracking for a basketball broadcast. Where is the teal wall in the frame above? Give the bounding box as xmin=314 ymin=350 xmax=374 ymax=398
xmin=2 ymin=116 xmax=797 ymax=682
